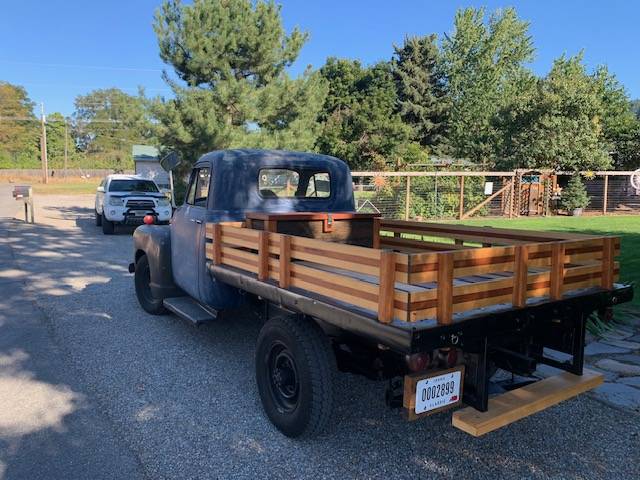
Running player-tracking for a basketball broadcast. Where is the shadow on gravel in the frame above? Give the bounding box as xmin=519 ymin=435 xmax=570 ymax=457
xmin=1 ymin=207 xmax=639 ymax=479
xmin=0 ymin=217 xmax=143 ymax=479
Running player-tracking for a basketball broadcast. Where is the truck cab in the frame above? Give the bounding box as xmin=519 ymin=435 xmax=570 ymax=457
xmin=131 ymin=149 xmax=355 ymax=313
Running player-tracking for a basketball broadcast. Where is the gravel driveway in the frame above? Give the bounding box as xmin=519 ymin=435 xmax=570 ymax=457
xmin=1 ymin=193 xmax=639 ymax=479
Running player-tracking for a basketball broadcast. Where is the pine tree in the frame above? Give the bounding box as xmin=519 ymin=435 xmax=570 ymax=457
xmin=153 ymin=0 xmax=326 ymax=165
xmin=393 ymin=35 xmax=449 ymax=154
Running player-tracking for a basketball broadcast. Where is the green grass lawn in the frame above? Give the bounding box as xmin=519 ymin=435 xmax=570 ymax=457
xmin=458 ymin=215 xmax=639 ymax=307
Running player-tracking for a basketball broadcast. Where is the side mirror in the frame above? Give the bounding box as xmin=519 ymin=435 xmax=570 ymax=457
xmin=160 ymin=151 xmax=182 ymax=172
xmin=97 ymin=186 xmax=105 ymax=193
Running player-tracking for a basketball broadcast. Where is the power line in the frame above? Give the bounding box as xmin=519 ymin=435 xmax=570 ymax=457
xmin=0 ymin=60 xmax=163 ymax=73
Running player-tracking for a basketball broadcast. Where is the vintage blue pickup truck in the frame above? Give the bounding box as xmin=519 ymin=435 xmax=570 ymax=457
xmin=130 ymin=149 xmax=632 ymax=438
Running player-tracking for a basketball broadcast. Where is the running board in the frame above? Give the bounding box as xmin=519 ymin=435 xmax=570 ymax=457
xmin=452 ymin=369 xmax=603 ymax=437
xmin=163 ymin=296 xmax=217 ymax=325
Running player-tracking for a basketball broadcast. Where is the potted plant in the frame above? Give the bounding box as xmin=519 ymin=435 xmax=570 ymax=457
xmin=560 ymin=174 xmax=590 ymax=216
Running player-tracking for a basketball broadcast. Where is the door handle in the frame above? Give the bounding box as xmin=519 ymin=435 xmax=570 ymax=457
xmin=191 ymin=219 xmax=202 ymax=224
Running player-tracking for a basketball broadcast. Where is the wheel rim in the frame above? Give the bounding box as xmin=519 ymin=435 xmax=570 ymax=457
xmin=267 ymin=342 xmax=299 ymax=413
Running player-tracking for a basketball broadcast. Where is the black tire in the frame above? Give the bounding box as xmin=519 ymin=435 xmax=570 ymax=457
xmin=256 ymin=315 xmax=335 ymax=438
xmin=102 ymin=217 xmax=115 ymax=234
xmin=95 ymin=210 xmax=102 ymax=226
xmin=134 ymin=254 xmax=166 ymax=315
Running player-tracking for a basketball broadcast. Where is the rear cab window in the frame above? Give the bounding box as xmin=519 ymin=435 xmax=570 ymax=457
xmin=109 ymin=179 xmax=159 ymax=193
xmin=259 ymin=169 xmax=330 ymax=199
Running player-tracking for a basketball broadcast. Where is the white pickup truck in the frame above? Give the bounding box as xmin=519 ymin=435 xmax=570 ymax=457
xmin=95 ymin=174 xmax=172 ymax=234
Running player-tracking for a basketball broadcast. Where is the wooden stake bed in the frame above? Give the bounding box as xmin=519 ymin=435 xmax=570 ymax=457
xmin=205 ymin=213 xmax=620 ymax=326
xmin=451 ymin=369 xmax=604 ymax=436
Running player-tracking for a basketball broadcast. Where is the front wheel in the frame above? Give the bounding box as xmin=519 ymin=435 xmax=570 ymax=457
xmin=95 ymin=209 xmax=102 ymax=226
xmin=102 ymin=217 xmax=115 ymax=235
xmin=134 ymin=255 xmax=166 ymax=315
xmin=256 ymin=315 xmax=335 ymax=438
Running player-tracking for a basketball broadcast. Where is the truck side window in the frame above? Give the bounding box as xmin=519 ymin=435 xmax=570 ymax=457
xmin=190 ymin=168 xmax=211 ymax=207
xmin=185 ymin=170 xmax=198 ymax=205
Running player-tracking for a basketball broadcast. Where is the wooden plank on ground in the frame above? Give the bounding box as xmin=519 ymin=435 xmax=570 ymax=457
xmin=452 ymin=369 xmax=603 ymax=437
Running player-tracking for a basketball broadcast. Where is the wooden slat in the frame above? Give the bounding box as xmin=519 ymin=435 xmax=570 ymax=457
xmin=220 ymin=248 xmax=259 ymax=273
xmin=527 ymin=271 xmax=551 ymax=298
xmin=380 ymin=235 xmax=467 ymax=252
xmin=452 ymin=277 xmax=514 ymax=313
xmin=381 ymin=219 xmax=592 ymax=242
xmin=289 ymin=242 xmax=380 ymax=276
xmin=452 ymin=369 xmax=603 ymax=437
xmin=378 ymin=251 xmax=395 ymax=323
xmin=220 ymin=234 xmax=259 ymax=251
xmin=258 ymin=231 xmax=269 ymax=281
xmin=437 ymin=252 xmax=454 ymax=325
xmin=212 ymin=223 xmax=222 ymax=264
xmin=289 ymin=266 xmax=380 ymax=313
xmin=372 ymin=217 xmax=381 ymax=249
xmin=452 ymin=246 xmax=516 ymax=277
xmin=220 ymin=225 xmax=260 ymax=240
xmin=279 ymin=235 xmax=291 ymax=288
xmin=291 ymin=234 xmax=381 ymax=260
xmin=601 ymin=237 xmax=615 ymax=290
xmin=549 ymin=243 xmax=565 ymax=300
xmin=512 ymin=245 xmax=529 ymax=307
xmin=291 ymin=263 xmax=380 ymax=297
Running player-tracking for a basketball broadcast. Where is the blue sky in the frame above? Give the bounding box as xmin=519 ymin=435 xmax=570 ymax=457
xmin=1 ymin=0 xmax=638 ymax=117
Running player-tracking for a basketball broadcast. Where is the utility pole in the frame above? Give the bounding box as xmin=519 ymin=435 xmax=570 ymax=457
xmin=40 ymin=103 xmax=48 ymax=184
xmin=64 ymin=118 xmax=68 ymax=179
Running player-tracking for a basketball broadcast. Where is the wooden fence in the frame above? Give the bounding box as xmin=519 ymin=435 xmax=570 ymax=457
xmin=351 ymin=170 xmax=640 ymax=220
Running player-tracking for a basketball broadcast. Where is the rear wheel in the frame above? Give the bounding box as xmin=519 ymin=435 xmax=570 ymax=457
xmin=95 ymin=209 xmax=102 ymax=226
xmin=102 ymin=217 xmax=115 ymax=234
xmin=134 ymin=254 xmax=166 ymax=315
xmin=256 ymin=315 xmax=335 ymax=438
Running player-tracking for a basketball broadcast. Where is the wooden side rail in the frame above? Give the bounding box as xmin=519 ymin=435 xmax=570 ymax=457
xmin=378 ymin=219 xmax=597 ymax=247
xmin=206 ymin=222 xmax=620 ymax=326
xmin=408 ymin=237 xmax=620 ymax=325
xmin=206 ymin=223 xmax=410 ymax=323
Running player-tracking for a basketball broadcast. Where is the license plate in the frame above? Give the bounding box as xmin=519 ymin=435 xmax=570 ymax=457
xmin=414 ymin=369 xmax=463 ymax=414
xmin=132 ymin=210 xmax=148 ymax=216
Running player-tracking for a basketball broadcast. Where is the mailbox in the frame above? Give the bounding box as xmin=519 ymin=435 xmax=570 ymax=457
xmin=12 ymin=185 xmax=34 ymax=223
xmin=13 ymin=185 xmax=32 ymax=200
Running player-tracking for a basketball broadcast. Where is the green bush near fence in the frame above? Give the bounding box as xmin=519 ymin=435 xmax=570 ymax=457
xmin=371 ymin=175 xmax=489 ymax=219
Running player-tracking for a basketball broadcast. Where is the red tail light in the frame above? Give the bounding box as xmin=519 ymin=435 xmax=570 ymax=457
xmin=406 ymin=352 xmax=430 ymax=372
xmin=446 ymin=348 xmax=458 ymax=367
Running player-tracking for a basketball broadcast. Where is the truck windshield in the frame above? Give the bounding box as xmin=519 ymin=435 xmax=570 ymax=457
xmin=259 ymin=169 xmax=330 ymax=199
xmin=109 ymin=180 xmax=159 ymax=193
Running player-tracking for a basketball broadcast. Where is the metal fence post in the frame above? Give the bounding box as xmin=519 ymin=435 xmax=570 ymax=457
xmin=404 ymin=175 xmax=411 ymax=220
xmin=603 ymin=174 xmax=609 ymax=215
xmin=458 ymin=176 xmax=465 ymax=220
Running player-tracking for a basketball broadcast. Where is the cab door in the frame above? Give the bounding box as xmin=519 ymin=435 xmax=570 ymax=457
xmin=171 ymin=166 xmax=211 ymax=300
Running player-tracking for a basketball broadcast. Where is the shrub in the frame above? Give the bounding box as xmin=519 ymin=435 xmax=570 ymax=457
xmin=560 ymin=174 xmax=590 ymax=212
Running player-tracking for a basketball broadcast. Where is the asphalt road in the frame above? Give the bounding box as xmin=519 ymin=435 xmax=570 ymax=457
xmin=0 ymin=185 xmax=19 ymax=219
xmin=1 ymin=194 xmax=639 ymax=479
